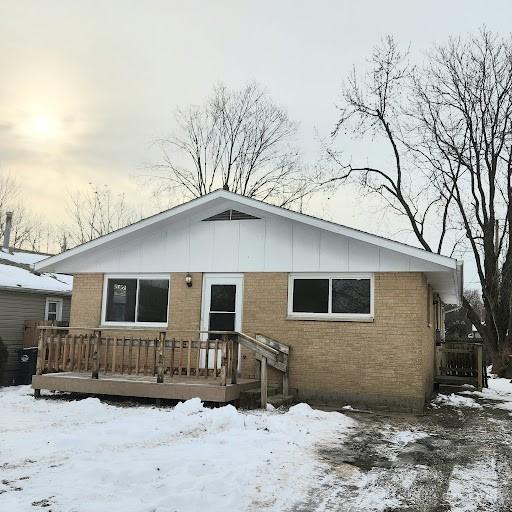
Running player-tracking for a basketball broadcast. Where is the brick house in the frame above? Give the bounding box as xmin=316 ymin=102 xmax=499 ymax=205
xmin=33 ymin=189 xmax=462 ymax=412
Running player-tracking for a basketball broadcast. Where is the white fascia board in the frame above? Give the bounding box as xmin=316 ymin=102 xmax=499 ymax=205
xmin=34 ymin=189 xmax=457 ymax=272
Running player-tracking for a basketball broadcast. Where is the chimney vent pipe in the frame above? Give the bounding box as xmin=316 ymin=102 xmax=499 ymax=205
xmin=3 ymin=211 xmax=13 ymax=251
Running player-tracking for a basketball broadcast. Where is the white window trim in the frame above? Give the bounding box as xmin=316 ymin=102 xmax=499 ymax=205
xmin=287 ymin=273 xmax=374 ymax=322
xmin=45 ymin=297 xmax=63 ymax=322
xmin=101 ymin=273 xmax=170 ymax=328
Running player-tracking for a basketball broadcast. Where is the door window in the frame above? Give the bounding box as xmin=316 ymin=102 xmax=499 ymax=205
xmin=208 ymin=284 xmax=236 ymax=339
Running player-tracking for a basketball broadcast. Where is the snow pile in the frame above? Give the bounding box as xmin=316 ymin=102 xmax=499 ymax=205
xmin=0 ymin=387 xmax=356 ymax=512
xmin=433 ymin=393 xmax=483 ymax=409
xmin=446 ymin=458 xmax=498 ymax=511
xmin=461 ymin=376 xmax=512 ymax=412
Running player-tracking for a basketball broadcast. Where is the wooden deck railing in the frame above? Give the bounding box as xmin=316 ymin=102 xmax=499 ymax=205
xmin=435 ymin=341 xmax=485 ymax=390
xmin=34 ymin=327 xmax=291 ymax=407
xmin=36 ymin=330 xmax=238 ymax=386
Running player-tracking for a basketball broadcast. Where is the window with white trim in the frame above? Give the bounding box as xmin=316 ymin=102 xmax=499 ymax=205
xmin=45 ymin=297 xmax=63 ymax=321
xmin=288 ymin=274 xmax=374 ymax=320
xmin=102 ymin=275 xmax=170 ymax=327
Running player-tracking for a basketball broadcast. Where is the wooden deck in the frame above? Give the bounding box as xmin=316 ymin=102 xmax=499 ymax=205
xmin=31 ymin=328 xmax=290 ymax=407
xmin=32 ymin=372 xmax=259 ymax=402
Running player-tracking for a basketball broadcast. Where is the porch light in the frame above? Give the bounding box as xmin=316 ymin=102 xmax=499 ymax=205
xmin=185 ymin=273 xmax=193 ymax=287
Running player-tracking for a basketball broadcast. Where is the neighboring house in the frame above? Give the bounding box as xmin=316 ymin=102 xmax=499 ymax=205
xmin=0 ymin=246 xmax=72 ymax=386
xmin=33 ymin=190 xmax=462 ymax=412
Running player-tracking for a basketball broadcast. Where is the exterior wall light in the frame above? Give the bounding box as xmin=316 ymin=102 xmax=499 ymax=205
xmin=185 ymin=273 xmax=193 ymax=288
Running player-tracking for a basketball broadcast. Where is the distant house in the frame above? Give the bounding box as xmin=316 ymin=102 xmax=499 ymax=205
xmin=33 ymin=190 xmax=462 ymax=412
xmin=0 ymin=216 xmax=72 ymax=385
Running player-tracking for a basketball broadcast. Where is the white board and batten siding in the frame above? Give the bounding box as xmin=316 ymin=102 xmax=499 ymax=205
xmin=34 ymin=192 xmax=461 ymax=304
xmin=49 ymin=210 xmax=451 ymax=274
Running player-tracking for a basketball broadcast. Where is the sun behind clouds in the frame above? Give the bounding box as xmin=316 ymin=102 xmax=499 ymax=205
xmin=30 ymin=115 xmax=60 ymax=138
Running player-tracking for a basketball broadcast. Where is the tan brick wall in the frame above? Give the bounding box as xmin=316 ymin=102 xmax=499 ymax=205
xmin=241 ymin=272 xmax=435 ymax=412
xmin=168 ymin=273 xmax=203 ymax=335
xmin=69 ymin=271 xmax=435 ymax=411
xmin=70 ymin=273 xmax=104 ymax=327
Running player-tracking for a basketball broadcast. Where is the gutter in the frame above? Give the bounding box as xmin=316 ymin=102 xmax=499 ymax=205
xmin=0 ymin=285 xmax=72 ymax=296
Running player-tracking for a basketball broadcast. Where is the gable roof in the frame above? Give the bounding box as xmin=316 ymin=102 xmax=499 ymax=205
xmin=35 ymin=189 xmax=458 ymax=271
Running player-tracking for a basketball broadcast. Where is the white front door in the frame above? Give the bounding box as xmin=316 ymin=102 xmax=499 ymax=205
xmin=200 ymin=274 xmax=243 ymax=368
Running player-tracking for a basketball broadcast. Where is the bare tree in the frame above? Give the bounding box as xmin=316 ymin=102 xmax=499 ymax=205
xmin=152 ymin=82 xmax=313 ymax=208
xmin=66 ymin=184 xmax=137 ymax=246
xmin=326 ymin=30 xmax=512 ymax=375
xmin=0 ymin=172 xmax=47 ymax=251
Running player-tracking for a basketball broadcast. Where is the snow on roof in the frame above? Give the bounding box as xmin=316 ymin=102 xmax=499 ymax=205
xmin=0 ymin=249 xmax=72 ymax=294
xmin=0 ymin=249 xmax=51 ymax=265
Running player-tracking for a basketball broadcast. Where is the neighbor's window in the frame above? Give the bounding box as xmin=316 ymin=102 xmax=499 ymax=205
xmin=103 ymin=275 xmax=169 ymax=326
xmin=45 ymin=297 xmax=63 ymax=321
xmin=289 ymin=274 xmax=373 ymax=320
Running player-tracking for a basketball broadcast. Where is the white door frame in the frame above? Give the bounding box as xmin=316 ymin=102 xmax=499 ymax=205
xmin=200 ymin=273 xmax=244 ymax=369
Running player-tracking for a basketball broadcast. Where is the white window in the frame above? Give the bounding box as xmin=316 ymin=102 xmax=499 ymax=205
xmin=288 ymin=274 xmax=374 ymax=321
xmin=101 ymin=274 xmax=170 ymax=328
xmin=45 ymin=297 xmax=63 ymax=322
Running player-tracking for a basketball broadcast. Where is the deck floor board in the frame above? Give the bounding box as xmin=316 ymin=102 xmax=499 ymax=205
xmin=32 ymin=372 xmax=259 ymax=402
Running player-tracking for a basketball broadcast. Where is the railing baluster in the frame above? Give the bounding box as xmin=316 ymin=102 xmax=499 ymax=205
xmin=112 ymin=337 xmax=117 ymax=374
xmin=103 ymin=337 xmax=109 ymax=374
xmin=84 ymin=335 xmax=90 ymax=372
xmin=121 ymin=337 xmax=126 ymax=374
xmin=169 ymin=338 xmax=175 ymax=378
xmin=62 ymin=335 xmax=69 ymax=372
xmin=187 ymin=339 xmax=192 ymax=376
xmin=195 ymin=340 xmax=201 ymax=377
xmin=214 ymin=340 xmax=218 ymax=377
xmin=204 ymin=340 xmax=209 ymax=378
xmin=178 ymin=340 xmax=183 ymax=376
xmin=135 ymin=338 xmax=141 ymax=375
xmin=128 ymin=337 xmax=133 ymax=375
xmin=55 ymin=335 xmax=61 ymax=372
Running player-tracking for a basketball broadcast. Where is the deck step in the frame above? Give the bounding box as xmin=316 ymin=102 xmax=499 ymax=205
xmin=267 ymin=394 xmax=297 ymax=409
xmin=239 ymin=386 xmax=297 ymax=409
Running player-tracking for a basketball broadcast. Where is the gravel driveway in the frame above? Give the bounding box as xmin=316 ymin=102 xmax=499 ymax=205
xmin=293 ymin=381 xmax=512 ymax=512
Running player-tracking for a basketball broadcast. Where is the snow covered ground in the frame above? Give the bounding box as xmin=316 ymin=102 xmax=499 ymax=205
xmin=2 ymin=377 xmax=512 ymax=511
xmin=0 ymin=387 xmax=355 ymax=512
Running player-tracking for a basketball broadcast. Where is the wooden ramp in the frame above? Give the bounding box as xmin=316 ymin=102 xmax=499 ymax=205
xmin=32 ymin=373 xmax=259 ymax=402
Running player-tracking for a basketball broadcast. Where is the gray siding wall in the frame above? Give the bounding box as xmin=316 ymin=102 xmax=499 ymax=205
xmin=0 ymin=290 xmax=71 ymax=386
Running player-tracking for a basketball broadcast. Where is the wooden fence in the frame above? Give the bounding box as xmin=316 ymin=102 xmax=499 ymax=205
xmin=23 ymin=320 xmax=68 ymax=348
xmin=435 ymin=341 xmax=485 ymax=390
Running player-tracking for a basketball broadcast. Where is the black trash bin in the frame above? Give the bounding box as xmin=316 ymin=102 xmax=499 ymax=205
xmin=16 ymin=347 xmax=38 ymax=385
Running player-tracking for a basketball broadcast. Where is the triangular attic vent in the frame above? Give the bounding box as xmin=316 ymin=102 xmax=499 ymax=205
xmin=202 ymin=209 xmax=260 ymax=221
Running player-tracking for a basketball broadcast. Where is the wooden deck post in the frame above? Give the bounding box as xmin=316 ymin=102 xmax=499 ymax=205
xmin=157 ymin=333 xmax=165 ymax=383
xmin=231 ymin=337 xmax=239 ymax=384
xmin=91 ymin=334 xmax=100 ymax=380
xmin=220 ymin=337 xmax=227 ymax=386
xmin=34 ymin=328 xmax=45 ymax=398
xmin=282 ymin=371 xmax=289 ymax=398
xmin=260 ymin=356 xmax=268 ymax=408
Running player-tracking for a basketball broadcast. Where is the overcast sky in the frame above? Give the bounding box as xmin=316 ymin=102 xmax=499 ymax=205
xmin=1 ymin=0 xmax=511 ymax=284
